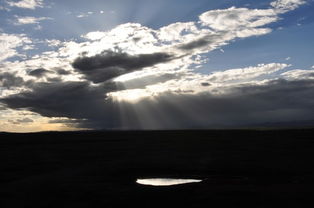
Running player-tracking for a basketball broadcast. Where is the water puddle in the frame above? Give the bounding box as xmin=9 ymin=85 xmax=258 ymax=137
xmin=136 ymin=178 xmax=202 ymax=186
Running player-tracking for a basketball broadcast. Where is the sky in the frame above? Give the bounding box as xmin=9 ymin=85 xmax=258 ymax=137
xmin=0 ymin=0 xmax=314 ymax=132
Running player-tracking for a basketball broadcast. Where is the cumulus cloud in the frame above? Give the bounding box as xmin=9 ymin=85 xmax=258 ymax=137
xmin=7 ymin=0 xmax=44 ymax=9
xmin=0 ymin=33 xmax=31 ymax=61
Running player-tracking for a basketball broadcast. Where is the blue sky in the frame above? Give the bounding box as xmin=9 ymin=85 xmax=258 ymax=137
xmin=1 ymin=0 xmax=314 ymax=132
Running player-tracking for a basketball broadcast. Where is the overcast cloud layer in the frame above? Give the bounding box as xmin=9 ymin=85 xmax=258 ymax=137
xmin=0 ymin=0 xmax=313 ymax=131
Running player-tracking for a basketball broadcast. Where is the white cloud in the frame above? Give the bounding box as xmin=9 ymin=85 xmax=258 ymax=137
xmin=45 ymin=39 xmax=62 ymax=47
xmin=82 ymin=31 xmax=107 ymax=40
xmin=158 ymin=22 xmax=198 ymax=42
xmin=76 ymin=12 xmax=94 ymax=18
xmin=7 ymin=0 xmax=44 ymax=10
xmin=0 ymin=33 xmax=31 ymax=62
xmin=199 ymin=7 xmax=278 ymax=31
xmin=77 ymin=14 xmax=88 ymax=18
xmin=282 ymin=69 xmax=314 ymax=80
xmin=270 ymin=0 xmax=306 ymax=13
xmin=206 ymin=63 xmax=289 ymax=83
xmin=14 ymin=16 xmax=52 ymax=25
xmin=22 ymin=45 xmax=34 ymax=50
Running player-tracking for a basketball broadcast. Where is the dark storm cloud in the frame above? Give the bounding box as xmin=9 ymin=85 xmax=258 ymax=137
xmin=0 ymin=81 xmax=121 ymax=128
xmin=28 ymin=68 xmax=51 ymax=77
xmin=2 ymin=77 xmax=314 ymax=129
xmin=0 ymin=72 xmax=28 ymax=89
xmin=72 ymin=50 xmax=174 ymax=83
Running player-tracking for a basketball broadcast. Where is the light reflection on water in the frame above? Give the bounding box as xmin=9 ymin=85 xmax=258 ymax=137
xmin=136 ymin=178 xmax=202 ymax=186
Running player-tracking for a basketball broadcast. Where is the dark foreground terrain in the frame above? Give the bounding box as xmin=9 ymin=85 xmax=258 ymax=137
xmin=1 ymin=129 xmax=314 ymax=207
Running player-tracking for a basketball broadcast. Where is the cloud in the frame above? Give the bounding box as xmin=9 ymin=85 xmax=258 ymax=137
xmin=281 ymin=69 xmax=314 ymax=80
xmin=0 ymin=81 xmax=120 ymax=128
xmin=0 ymin=33 xmax=31 ymax=61
xmin=1 ymin=63 xmax=313 ymax=129
xmin=56 ymin=69 xmax=71 ymax=75
xmin=7 ymin=0 xmax=44 ymax=9
xmin=206 ymin=63 xmax=289 ymax=83
xmin=270 ymin=0 xmax=306 ymax=13
xmin=82 ymin=31 xmax=107 ymax=40
xmin=177 ymin=35 xmax=221 ymax=51
xmin=8 ymin=117 xmax=33 ymax=124
xmin=17 ymin=118 xmax=33 ymax=123
xmin=2 ymin=76 xmax=314 ymax=129
xmin=14 ymin=16 xmax=51 ymax=25
xmin=45 ymin=39 xmax=62 ymax=47
xmin=199 ymin=7 xmax=278 ymax=32
xmin=0 ymin=72 xmax=26 ymax=89
xmin=72 ymin=50 xmax=174 ymax=83
xmin=157 ymin=22 xmax=198 ymax=42
xmin=76 ymin=12 xmax=94 ymax=18
xmin=28 ymin=68 xmax=51 ymax=77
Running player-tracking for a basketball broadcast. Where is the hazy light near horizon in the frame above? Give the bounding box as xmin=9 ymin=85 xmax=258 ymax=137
xmin=136 ymin=178 xmax=202 ymax=186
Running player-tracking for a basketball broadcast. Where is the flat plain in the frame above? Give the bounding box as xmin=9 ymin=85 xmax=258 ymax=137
xmin=1 ymin=129 xmax=314 ymax=207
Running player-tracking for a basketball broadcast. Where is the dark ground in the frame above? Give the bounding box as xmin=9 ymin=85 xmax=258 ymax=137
xmin=1 ymin=129 xmax=314 ymax=207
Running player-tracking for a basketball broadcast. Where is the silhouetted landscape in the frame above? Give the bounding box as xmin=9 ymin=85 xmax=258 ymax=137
xmin=1 ymin=129 xmax=314 ymax=207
